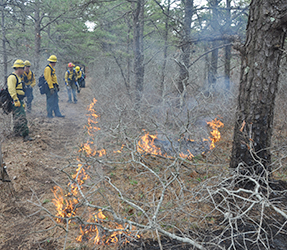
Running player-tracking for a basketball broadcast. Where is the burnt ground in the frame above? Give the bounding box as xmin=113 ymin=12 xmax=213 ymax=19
xmin=0 ymin=78 xmax=287 ymax=250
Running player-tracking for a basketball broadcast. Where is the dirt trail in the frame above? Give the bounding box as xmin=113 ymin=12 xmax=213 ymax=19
xmin=0 ymin=78 xmax=94 ymax=249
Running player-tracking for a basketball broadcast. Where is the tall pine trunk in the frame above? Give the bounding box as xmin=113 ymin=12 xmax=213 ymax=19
xmin=230 ymin=0 xmax=287 ymax=177
xmin=133 ymin=0 xmax=144 ymax=107
xmin=224 ymin=0 xmax=231 ymax=91
xmin=34 ymin=5 xmax=41 ymax=74
xmin=1 ymin=1 xmax=7 ymax=83
xmin=177 ymin=0 xmax=193 ymax=96
xmin=208 ymin=0 xmax=220 ymax=88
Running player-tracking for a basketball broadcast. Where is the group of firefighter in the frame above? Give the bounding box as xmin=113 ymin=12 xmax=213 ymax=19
xmin=7 ymin=55 xmax=85 ymax=142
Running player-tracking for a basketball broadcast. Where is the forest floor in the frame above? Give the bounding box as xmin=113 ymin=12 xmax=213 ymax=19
xmin=0 ymin=79 xmax=94 ymax=250
xmin=0 ymin=78 xmax=287 ymax=250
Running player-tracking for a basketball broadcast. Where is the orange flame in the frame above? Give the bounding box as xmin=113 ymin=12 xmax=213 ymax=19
xmin=52 ymin=186 xmax=78 ymax=223
xmin=179 ymin=149 xmax=194 ymax=160
xmin=52 ymin=98 xmax=140 ymax=246
xmin=137 ymin=118 xmax=224 ymax=159
xmin=86 ymin=98 xmax=101 ymax=137
xmin=137 ymin=131 xmax=162 ymax=155
xmin=76 ymin=210 xmax=140 ymax=245
xmin=79 ymin=98 xmax=106 ymax=157
xmin=207 ymin=118 xmax=224 ymax=149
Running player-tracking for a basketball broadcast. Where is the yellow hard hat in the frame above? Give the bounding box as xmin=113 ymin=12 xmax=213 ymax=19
xmin=24 ymin=60 xmax=31 ymax=67
xmin=75 ymin=66 xmax=80 ymax=71
xmin=12 ymin=59 xmax=25 ymax=68
xmin=47 ymin=55 xmax=57 ymax=62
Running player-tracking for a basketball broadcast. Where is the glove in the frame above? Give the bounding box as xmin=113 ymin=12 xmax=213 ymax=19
xmin=14 ymin=100 xmax=21 ymax=107
xmin=50 ymin=88 xmax=55 ymax=95
xmin=23 ymin=103 xmax=25 ymax=108
xmin=56 ymin=85 xmax=60 ymax=92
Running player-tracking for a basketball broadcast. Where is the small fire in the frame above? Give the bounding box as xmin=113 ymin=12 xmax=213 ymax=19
xmin=76 ymin=210 xmax=140 ymax=245
xmin=114 ymin=144 xmax=125 ymax=153
xmin=137 ymin=118 xmax=224 ymax=158
xmin=179 ymin=150 xmax=194 ymax=160
xmin=52 ymin=186 xmax=79 ymax=223
xmin=52 ymin=98 xmax=139 ymax=246
xmin=207 ymin=118 xmax=224 ymax=149
xmin=86 ymin=98 xmax=101 ymax=137
xmin=137 ymin=131 xmax=162 ymax=155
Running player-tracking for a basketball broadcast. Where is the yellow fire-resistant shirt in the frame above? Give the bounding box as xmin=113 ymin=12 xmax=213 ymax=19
xmin=76 ymin=69 xmax=82 ymax=80
xmin=44 ymin=64 xmax=58 ymax=89
xmin=22 ymin=70 xmax=36 ymax=87
xmin=65 ymin=69 xmax=78 ymax=85
xmin=7 ymin=73 xmax=25 ymax=102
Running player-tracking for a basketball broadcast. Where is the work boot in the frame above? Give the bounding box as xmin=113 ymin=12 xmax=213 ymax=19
xmin=23 ymin=135 xmax=33 ymax=142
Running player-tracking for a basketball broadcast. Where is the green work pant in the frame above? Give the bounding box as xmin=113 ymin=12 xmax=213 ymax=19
xmin=13 ymin=100 xmax=29 ymax=137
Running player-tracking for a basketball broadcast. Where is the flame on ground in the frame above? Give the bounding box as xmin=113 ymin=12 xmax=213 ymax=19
xmin=136 ymin=117 xmax=224 ymax=159
xmin=137 ymin=131 xmax=162 ymax=155
xmin=52 ymin=98 xmax=223 ymax=245
xmin=52 ymin=186 xmax=79 ymax=223
xmin=207 ymin=118 xmax=224 ymax=149
xmin=76 ymin=209 xmax=140 ymax=245
xmin=52 ymin=98 xmax=139 ymax=246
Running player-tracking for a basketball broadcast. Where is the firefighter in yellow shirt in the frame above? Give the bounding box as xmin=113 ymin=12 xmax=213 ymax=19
xmin=65 ymin=62 xmax=78 ymax=103
xmin=75 ymin=66 xmax=85 ymax=88
xmin=44 ymin=55 xmax=65 ymax=118
xmin=7 ymin=59 xmax=32 ymax=141
xmin=22 ymin=60 xmax=36 ymax=113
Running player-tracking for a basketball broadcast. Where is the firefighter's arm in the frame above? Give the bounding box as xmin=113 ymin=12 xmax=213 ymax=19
xmin=65 ymin=71 xmax=69 ymax=85
xmin=31 ymin=73 xmax=36 ymax=87
xmin=44 ymin=66 xmax=54 ymax=89
xmin=7 ymin=75 xmax=18 ymax=102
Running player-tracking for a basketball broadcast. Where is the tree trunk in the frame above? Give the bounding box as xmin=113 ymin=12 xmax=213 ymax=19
xmin=177 ymin=0 xmax=193 ymax=95
xmin=159 ymin=0 xmax=170 ymax=98
xmin=208 ymin=40 xmax=218 ymax=87
xmin=208 ymin=0 xmax=219 ymax=88
xmin=34 ymin=4 xmax=41 ymax=74
xmin=230 ymin=0 xmax=287 ymax=177
xmin=126 ymin=17 xmax=132 ymax=94
xmin=1 ymin=1 xmax=8 ymax=83
xmin=224 ymin=0 xmax=231 ymax=91
xmin=133 ymin=0 xmax=144 ymax=107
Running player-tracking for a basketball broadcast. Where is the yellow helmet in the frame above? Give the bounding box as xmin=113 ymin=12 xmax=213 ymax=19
xmin=75 ymin=66 xmax=80 ymax=71
xmin=47 ymin=55 xmax=57 ymax=62
xmin=12 ymin=59 xmax=25 ymax=68
xmin=24 ymin=60 xmax=31 ymax=67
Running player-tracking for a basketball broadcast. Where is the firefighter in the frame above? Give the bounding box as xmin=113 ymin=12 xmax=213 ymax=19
xmin=22 ymin=60 xmax=36 ymax=113
xmin=65 ymin=62 xmax=78 ymax=103
xmin=75 ymin=66 xmax=85 ymax=88
xmin=45 ymin=55 xmax=65 ymax=118
xmin=7 ymin=59 xmax=32 ymax=141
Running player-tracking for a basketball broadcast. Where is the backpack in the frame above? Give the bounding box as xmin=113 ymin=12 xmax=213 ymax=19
xmin=38 ymin=65 xmax=52 ymax=95
xmin=0 ymin=73 xmax=20 ymax=114
xmin=0 ymin=88 xmax=13 ymax=114
xmin=82 ymin=70 xmax=86 ymax=79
